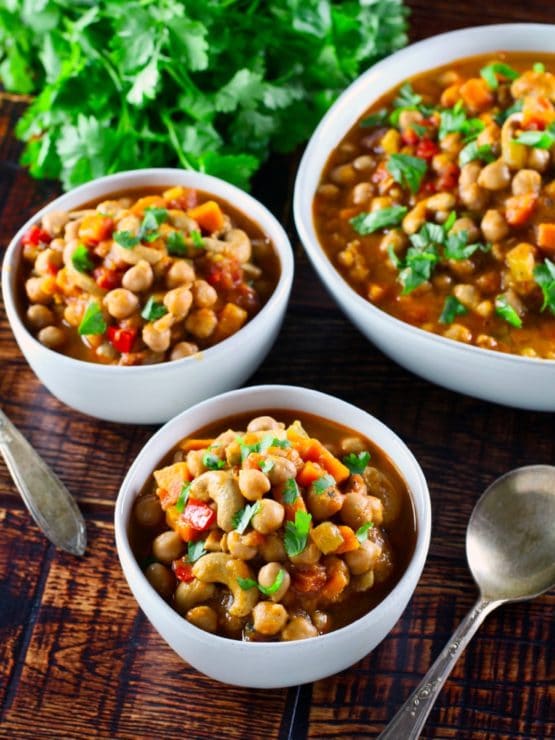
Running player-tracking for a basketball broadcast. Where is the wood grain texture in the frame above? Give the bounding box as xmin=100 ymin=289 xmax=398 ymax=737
xmin=1 ymin=2 xmax=554 ymax=738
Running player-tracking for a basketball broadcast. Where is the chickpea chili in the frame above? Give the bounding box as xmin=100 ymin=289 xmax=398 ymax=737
xmin=313 ymin=53 xmax=555 ymax=359
xmin=20 ymin=187 xmax=280 ymax=365
xmin=129 ymin=411 xmax=416 ymax=641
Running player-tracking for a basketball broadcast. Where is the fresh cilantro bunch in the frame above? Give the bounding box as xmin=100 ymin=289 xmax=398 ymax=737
xmin=0 ymin=0 xmax=408 ymax=190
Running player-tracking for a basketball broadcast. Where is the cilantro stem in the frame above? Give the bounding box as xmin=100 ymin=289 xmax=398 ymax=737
xmin=161 ymin=111 xmax=197 ymax=171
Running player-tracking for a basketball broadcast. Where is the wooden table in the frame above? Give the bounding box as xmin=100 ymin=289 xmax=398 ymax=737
xmin=1 ymin=3 xmax=553 ymax=738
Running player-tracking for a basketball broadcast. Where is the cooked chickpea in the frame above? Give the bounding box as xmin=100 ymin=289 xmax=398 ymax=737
xmin=307 ymin=485 xmax=344 ymax=521
xmin=238 ymin=469 xmax=271 ymax=501
xmin=444 ymin=323 xmax=473 ymax=343
xmin=258 ymin=534 xmax=287 ymax=562
xmin=511 ymin=169 xmax=542 ymax=195
xmin=266 ymin=456 xmax=297 ymax=486
xmin=345 ymin=539 xmax=382 ymax=575
xmin=186 ymin=605 xmax=218 ymax=633
xmin=251 ymin=499 xmax=285 ymax=534
xmin=477 ymin=159 xmax=511 ymax=190
xmin=134 ymin=494 xmax=163 ymax=528
xmin=152 ymin=530 xmax=184 ymax=564
xmin=35 ymin=248 xmax=62 ymax=275
xmin=142 ymin=323 xmax=171 ymax=353
xmin=145 ymin=562 xmax=175 ymax=599
xmin=164 ymin=286 xmax=193 ymax=320
xmin=453 ymin=284 xmax=480 ymax=309
xmin=42 ymin=210 xmax=69 ymax=236
xmin=253 ymin=602 xmax=288 ymax=636
xmin=122 ymin=260 xmax=153 ymax=292
xmin=258 ymin=562 xmax=290 ymax=602
xmin=25 ymin=277 xmax=51 ymax=305
xmin=227 ymin=530 xmax=257 ymax=560
xmin=330 ymin=163 xmax=356 ymax=186
xmin=281 ymin=616 xmax=318 ymax=641
xmin=192 ymin=279 xmax=217 ymax=308
xmin=340 ymin=436 xmax=367 ymax=454
xmin=341 ymin=492 xmax=383 ymax=530
xmin=247 ymin=416 xmax=282 ymax=432
xmin=185 ymin=308 xmax=218 ymax=339
xmin=104 ymin=288 xmax=139 ymax=319
xmin=288 ymin=541 xmax=321 ymax=566
xmin=351 ymin=182 xmax=373 ymax=205
xmin=170 ymin=341 xmax=199 ymax=361
xmin=26 ymin=304 xmax=54 ymax=329
xmin=38 ymin=325 xmax=66 ymax=349
xmin=312 ymin=610 xmax=331 ymax=633
xmin=480 ymin=209 xmax=509 ymax=242
xmin=527 ymin=147 xmax=550 ymax=172
xmin=166 ymin=259 xmax=195 ymax=288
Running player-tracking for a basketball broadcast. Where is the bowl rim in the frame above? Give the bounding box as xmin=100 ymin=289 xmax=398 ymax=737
xmin=114 ymin=384 xmax=432 ymax=649
xmin=293 ymin=22 xmax=555 ymax=368
xmin=2 ymin=167 xmax=294 ymax=374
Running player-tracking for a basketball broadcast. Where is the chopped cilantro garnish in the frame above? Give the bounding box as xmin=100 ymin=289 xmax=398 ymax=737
xmin=283 ymin=510 xmax=312 ymax=557
xmin=350 ymin=205 xmax=408 ymax=235
xmin=343 ymin=451 xmax=371 ymax=474
xmin=71 ymin=243 xmax=94 ymax=273
xmin=202 ymin=450 xmax=225 ymax=470
xmin=187 ymin=539 xmax=207 ymax=563
xmin=237 ymin=437 xmax=260 ymax=461
xmin=495 ymin=294 xmax=522 ymax=328
xmin=259 ymin=459 xmax=274 ymax=475
xmin=190 ymin=229 xmax=205 ymax=249
xmin=166 ymin=230 xmax=187 ymax=255
xmin=175 ymin=483 xmax=191 ymax=514
xmin=282 ymin=478 xmax=299 ymax=504
xmin=515 ymin=126 xmax=555 ymax=149
xmin=312 ymin=474 xmax=335 ymax=495
xmin=533 ymin=62 xmax=546 ymax=73
xmin=443 ymin=230 xmax=491 ymax=261
xmin=258 ymin=434 xmax=290 ymax=454
xmin=113 ymin=230 xmax=140 ymax=249
xmin=141 ymin=296 xmax=168 ymax=321
xmin=237 ymin=569 xmax=285 ymax=596
xmin=480 ymin=62 xmax=519 ymax=90
xmin=439 ymin=101 xmax=485 ymax=142
xmin=237 ymin=576 xmax=258 ymax=591
xmin=439 ymin=295 xmax=468 ymax=324
xmin=355 ymin=521 xmax=374 ymax=544
xmin=458 ymin=142 xmax=496 ymax=167
xmin=494 ymin=99 xmax=523 ymax=126
xmin=360 ymin=109 xmax=389 ymax=128
xmin=77 ymin=301 xmax=106 ymax=336
xmin=393 ymin=82 xmax=422 ymax=109
xmin=533 ymin=258 xmax=555 ymax=315
xmin=138 ymin=207 xmax=168 ymax=242
xmin=443 ymin=211 xmax=457 ymax=233
xmin=386 ymin=153 xmax=427 ymax=194
xmin=232 ymin=502 xmax=260 ymax=534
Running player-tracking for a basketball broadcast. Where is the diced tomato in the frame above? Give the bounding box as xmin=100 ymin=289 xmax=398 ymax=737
xmin=78 ymin=214 xmax=114 ymax=246
xmin=46 ymin=263 xmax=60 ymax=276
xmin=182 ymin=499 xmax=216 ymax=532
xmin=230 ymin=283 xmax=260 ymax=313
xmin=436 ymin=162 xmax=460 ymax=192
xmin=401 ymin=128 xmax=419 ymax=146
xmin=205 ymin=258 xmax=243 ymax=291
xmin=94 ymin=266 xmax=121 ymax=290
xmin=420 ymin=180 xmax=437 ymax=195
xmin=416 ymin=139 xmax=439 ymax=160
xmin=172 ymin=559 xmax=195 ymax=583
xmin=107 ymin=326 xmax=137 ymax=354
xmin=371 ymin=162 xmax=390 ymax=183
xmin=21 ymin=225 xmax=51 ymax=246
xmin=164 ymin=186 xmax=198 ymax=210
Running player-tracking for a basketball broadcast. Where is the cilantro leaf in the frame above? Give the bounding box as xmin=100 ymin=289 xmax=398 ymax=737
xmin=360 ymin=109 xmax=389 ymax=128
xmin=386 ymin=153 xmax=427 ymax=194
xmin=258 ymin=435 xmax=290 ymax=454
xmin=78 ymin=301 xmax=106 ymax=336
xmin=166 ymin=231 xmax=186 ymax=256
xmin=259 ymin=459 xmax=275 ymax=475
xmin=175 ymin=483 xmax=191 ymax=514
xmin=312 ymin=474 xmax=336 ymax=495
xmin=459 ymin=142 xmax=496 ymax=167
xmin=232 ymin=503 xmax=260 ymax=534
xmin=114 ymin=230 xmax=140 ymax=249
xmin=350 ymin=205 xmax=408 ymax=235
xmin=355 ymin=521 xmax=374 ymax=544
xmin=480 ymin=62 xmax=519 ymax=90
xmin=238 ymin=438 xmax=260 ymax=462
xmin=190 ymin=229 xmax=204 ymax=249
xmin=202 ymin=450 xmax=225 ymax=470
xmin=283 ymin=510 xmax=312 ymax=557
xmin=495 ymin=294 xmax=523 ymax=328
xmin=257 ymin=568 xmax=285 ymax=597
xmin=393 ymin=82 xmax=422 ymax=108
xmin=439 ymin=295 xmax=468 ymax=324
xmin=139 ymin=207 xmax=168 ymax=242
xmin=187 ymin=539 xmax=206 ymax=563
xmin=237 ymin=576 xmax=258 ymax=591
xmin=533 ymin=258 xmax=555 ymax=315
xmin=343 ymin=451 xmax=371 ymax=474
xmin=141 ymin=297 xmax=168 ymax=321
xmin=443 ymin=231 xmax=491 ymax=260
xmin=282 ymin=478 xmax=299 ymax=505
xmin=71 ymin=243 xmax=94 ymax=273
xmin=439 ymin=101 xmax=485 ymax=142
xmin=515 ymin=129 xmax=555 ymax=149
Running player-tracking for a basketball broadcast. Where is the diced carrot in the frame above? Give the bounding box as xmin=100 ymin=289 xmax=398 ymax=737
xmin=273 ymin=482 xmax=307 ymax=522
xmin=187 ymin=201 xmax=225 ymax=233
xmin=333 ymin=525 xmax=360 ymax=555
xmin=536 ymin=223 xmax=555 ymax=253
xmin=505 ymin=193 xmax=538 ymax=227
xmin=522 ymin=95 xmax=555 ymax=129
xmin=320 ymin=560 xmax=350 ymax=601
xmin=293 ymin=438 xmax=350 ymax=483
xmin=440 ymin=83 xmax=462 ymax=108
xmin=163 ymin=186 xmax=198 ymax=209
xmin=131 ymin=195 xmax=166 ymax=216
xmin=290 ymin=564 xmax=327 ymax=593
xmin=459 ymin=78 xmax=493 ymax=113
xmin=179 ymin=438 xmax=214 ymax=452
xmin=154 ymin=462 xmax=191 ymax=509
xmin=296 ymin=461 xmax=326 ymax=489
xmin=78 ymin=214 xmax=114 ymax=246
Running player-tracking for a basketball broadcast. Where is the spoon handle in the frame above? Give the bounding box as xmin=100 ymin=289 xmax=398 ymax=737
xmin=0 ymin=409 xmax=86 ymax=555
xmin=378 ymin=597 xmax=500 ymax=740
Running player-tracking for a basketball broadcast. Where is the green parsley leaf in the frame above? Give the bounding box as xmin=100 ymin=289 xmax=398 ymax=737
xmin=355 ymin=521 xmax=374 ymax=544
xmin=283 ymin=510 xmax=312 ymax=557
xmin=443 ymin=231 xmax=491 ymax=260
xmin=342 ymin=451 xmax=371 ymax=474
xmin=386 ymin=153 xmax=427 ymax=194
xmin=238 ymin=438 xmax=260 ymax=462
xmin=141 ymin=296 xmax=168 ymax=321
xmin=350 ymin=205 xmax=408 ymax=235
xmin=259 ymin=459 xmax=275 ymax=475
xmin=258 ymin=435 xmax=291 ymax=454
xmin=439 ymin=101 xmax=485 ymax=142
xmin=439 ymin=295 xmax=468 ymax=324
xmin=312 ymin=474 xmax=336 ymax=495
xmin=187 ymin=539 xmax=206 ymax=563
xmin=71 ymin=243 xmax=94 ymax=273
xmin=78 ymin=301 xmax=106 ymax=336
xmin=458 ymin=142 xmax=496 ymax=167
xmin=257 ymin=568 xmax=285 ymax=597
xmin=533 ymin=62 xmax=546 ymax=73
xmin=480 ymin=62 xmax=519 ymax=90
xmin=515 ymin=129 xmax=555 ymax=149
xmin=533 ymin=258 xmax=555 ymax=315
xmin=282 ymin=478 xmax=299 ymax=505
xmin=139 ymin=207 xmax=168 ymax=242
xmin=113 ymin=230 xmax=140 ymax=249
xmin=190 ymin=229 xmax=205 ymax=249
xmin=393 ymin=82 xmax=422 ymax=108
xmin=175 ymin=483 xmax=191 ymax=514
xmin=494 ymin=99 xmax=524 ymax=126
xmin=237 ymin=576 xmax=258 ymax=591
xmin=166 ymin=230 xmax=186 ymax=256
xmin=495 ymin=294 xmax=523 ymax=328
xmin=360 ymin=109 xmax=389 ymax=128
xmin=232 ymin=502 xmax=260 ymax=534
xmin=443 ymin=211 xmax=457 ymax=232
xmin=202 ymin=450 xmax=225 ymax=470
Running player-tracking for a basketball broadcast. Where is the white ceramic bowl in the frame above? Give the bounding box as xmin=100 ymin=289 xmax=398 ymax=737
xmin=114 ymin=385 xmax=431 ymax=688
xmin=294 ymin=24 xmax=555 ymax=411
xmin=2 ymin=169 xmax=294 ymax=423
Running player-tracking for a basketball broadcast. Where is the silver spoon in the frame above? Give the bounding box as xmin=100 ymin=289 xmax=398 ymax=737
xmin=379 ymin=464 xmax=555 ymax=740
xmin=0 ymin=409 xmax=86 ymax=555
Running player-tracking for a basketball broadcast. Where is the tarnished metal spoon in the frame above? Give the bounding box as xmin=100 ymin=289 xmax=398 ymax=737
xmin=379 ymin=465 xmax=555 ymax=740
xmin=0 ymin=409 xmax=86 ymax=555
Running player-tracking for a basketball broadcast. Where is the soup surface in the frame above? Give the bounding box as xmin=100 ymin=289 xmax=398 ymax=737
xmin=314 ymin=52 xmax=555 ymax=359
xmin=20 ymin=187 xmax=279 ymax=365
xmin=130 ymin=411 xmax=416 ymax=641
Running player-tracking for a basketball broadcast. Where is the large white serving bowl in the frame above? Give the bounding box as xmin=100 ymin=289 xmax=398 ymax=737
xmin=2 ymin=168 xmax=294 ymax=423
xmin=114 ymin=385 xmax=431 ymax=688
xmin=294 ymin=24 xmax=555 ymax=411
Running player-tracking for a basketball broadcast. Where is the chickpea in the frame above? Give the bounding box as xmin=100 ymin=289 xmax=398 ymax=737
xmin=122 ymin=260 xmax=153 ymax=292
xmin=341 ymin=492 xmax=383 ymax=530
xmin=27 ymin=304 xmax=54 ymax=330
xmin=480 ymin=210 xmax=509 ymax=242
xmin=281 ymin=616 xmax=318 ymax=641
xmin=288 ymin=541 xmax=321 ymax=566
xmin=266 ymin=456 xmax=297 ymax=486
xmin=351 ymin=182 xmax=373 ymax=205
xmin=38 ymin=325 xmax=66 ymax=349
xmin=402 ymin=202 xmax=427 ymax=235
xmin=63 ymin=302 xmax=84 ymax=327
xmin=527 ymin=147 xmax=550 ymax=172
xmin=227 ymin=530 xmax=257 ymax=560
xmin=152 ymin=530 xmax=184 ymax=564
xmin=186 ymin=605 xmax=218 ymax=633
xmin=185 ymin=308 xmax=217 ymax=339
xmin=312 ymin=610 xmax=331 ymax=633
xmin=145 ymin=562 xmax=175 ymax=599
xmin=117 ymin=214 xmax=141 ymax=233
xmin=258 ymin=562 xmax=290 ymax=602
xmin=340 ymin=436 xmax=367 ymax=454
xmin=439 ymin=132 xmax=461 ymax=155
xmin=170 ymin=341 xmax=199 ymax=361
xmin=477 ymin=159 xmax=511 ymax=190
xmin=253 ymin=602 xmax=288 ymax=636
xmin=192 ymin=279 xmax=217 ymax=308
xmin=370 ymin=196 xmax=393 ymax=212
xmin=186 ymin=449 xmax=205 ymax=478
xmin=258 ymin=533 xmax=287 ymax=562
xmin=345 ymin=539 xmax=382 ymax=575
xmin=247 ymin=416 xmax=282 ymax=432
xmin=238 ymin=469 xmax=271 ymax=501
xmin=459 ymin=162 xmax=489 ymax=210
xmin=317 ymin=183 xmax=340 ymax=198
xmin=25 ymin=277 xmax=51 ymax=305
xmin=352 ymin=155 xmax=374 ymax=171
xmin=251 ymin=499 xmax=285 ymax=534
xmin=330 ymin=163 xmax=356 ymax=186
xmin=444 ymin=323 xmax=473 ymax=343
xmin=453 ymin=284 xmax=481 ymax=309
xmin=35 ymin=248 xmax=62 ymax=275
xmin=511 ymin=169 xmax=542 ymax=196
xmin=307 ymin=485 xmax=344 ymax=521
xmin=164 ymin=286 xmax=193 ymax=320
xmin=167 ymin=259 xmax=195 ymax=288
xmin=41 ymin=210 xmax=69 ymax=236
xmin=134 ymin=494 xmax=163 ymax=528
xmin=104 ymin=288 xmax=139 ymax=319
xmin=426 ymin=192 xmax=456 ymax=212
xmin=142 ymin=323 xmax=171 ymax=353
xmin=64 ymin=220 xmax=80 ymax=241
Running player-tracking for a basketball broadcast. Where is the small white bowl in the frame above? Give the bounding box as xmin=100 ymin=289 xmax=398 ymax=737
xmin=114 ymin=385 xmax=431 ymax=688
xmin=2 ymin=169 xmax=294 ymax=423
xmin=294 ymin=24 xmax=555 ymax=411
